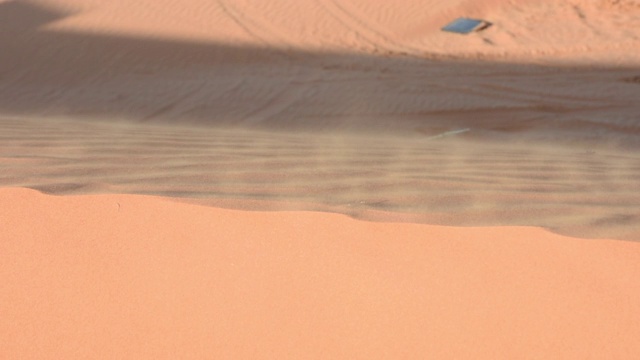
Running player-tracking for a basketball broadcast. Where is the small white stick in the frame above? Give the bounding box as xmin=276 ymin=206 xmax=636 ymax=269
xmin=425 ymin=128 xmax=470 ymax=140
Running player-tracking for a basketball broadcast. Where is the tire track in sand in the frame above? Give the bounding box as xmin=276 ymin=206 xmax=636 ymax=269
xmin=314 ymin=0 xmax=419 ymax=55
xmin=216 ymin=0 xmax=294 ymax=47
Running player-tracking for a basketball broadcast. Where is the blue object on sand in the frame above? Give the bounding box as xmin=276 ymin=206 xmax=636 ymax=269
xmin=441 ymin=18 xmax=489 ymax=34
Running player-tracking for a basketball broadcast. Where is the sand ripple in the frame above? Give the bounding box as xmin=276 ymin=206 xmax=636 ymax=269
xmin=2 ymin=116 xmax=638 ymax=240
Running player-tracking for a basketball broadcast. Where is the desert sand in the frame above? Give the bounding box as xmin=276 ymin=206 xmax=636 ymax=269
xmin=2 ymin=0 xmax=640 ymax=358
xmin=2 ymin=187 xmax=640 ymax=359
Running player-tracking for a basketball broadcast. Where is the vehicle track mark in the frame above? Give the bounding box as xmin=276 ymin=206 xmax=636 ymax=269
xmin=315 ymin=0 xmax=417 ymax=55
xmin=216 ymin=0 xmax=271 ymax=44
xmin=216 ymin=0 xmax=293 ymax=47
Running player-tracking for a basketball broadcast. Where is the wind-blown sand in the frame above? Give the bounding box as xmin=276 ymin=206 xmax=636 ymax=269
xmin=2 ymin=188 xmax=640 ymax=359
xmin=2 ymin=116 xmax=640 ymax=241
xmin=2 ymin=0 xmax=640 ymax=358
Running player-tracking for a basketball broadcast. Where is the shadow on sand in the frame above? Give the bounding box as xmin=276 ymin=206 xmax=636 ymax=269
xmin=1 ymin=0 xmax=638 ymax=141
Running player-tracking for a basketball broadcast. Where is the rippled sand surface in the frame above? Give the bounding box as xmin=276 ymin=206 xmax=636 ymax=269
xmin=2 ymin=116 xmax=638 ymax=240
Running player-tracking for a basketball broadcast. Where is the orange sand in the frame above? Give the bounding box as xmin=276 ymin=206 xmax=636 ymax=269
xmin=2 ymin=187 xmax=640 ymax=359
xmin=27 ymin=0 xmax=640 ymax=62
xmin=2 ymin=0 xmax=640 ymax=358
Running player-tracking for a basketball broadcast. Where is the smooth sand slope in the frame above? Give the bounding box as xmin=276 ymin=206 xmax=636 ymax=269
xmin=2 ymin=187 xmax=640 ymax=359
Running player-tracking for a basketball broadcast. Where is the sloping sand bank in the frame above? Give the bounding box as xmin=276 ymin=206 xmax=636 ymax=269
xmin=2 ymin=187 xmax=640 ymax=359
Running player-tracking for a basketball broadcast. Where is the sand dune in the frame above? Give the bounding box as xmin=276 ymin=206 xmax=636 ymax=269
xmin=2 ymin=188 xmax=640 ymax=359
xmin=1 ymin=0 xmax=639 ymax=144
xmin=1 ymin=1 xmax=639 ymax=240
xmin=27 ymin=0 xmax=640 ymax=60
xmin=2 ymin=0 xmax=640 ymax=132
xmin=2 ymin=0 xmax=640 ymax=357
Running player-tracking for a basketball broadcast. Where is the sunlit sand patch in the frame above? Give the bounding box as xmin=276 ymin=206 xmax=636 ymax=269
xmin=2 ymin=187 xmax=640 ymax=359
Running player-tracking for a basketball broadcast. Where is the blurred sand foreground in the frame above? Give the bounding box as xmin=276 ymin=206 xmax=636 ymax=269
xmin=1 ymin=0 xmax=640 ymax=358
xmin=2 ymin=188 xmax=640 ymax=359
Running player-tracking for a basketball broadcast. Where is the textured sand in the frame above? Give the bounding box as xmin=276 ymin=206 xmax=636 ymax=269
xmin=2 ymin=116 xmax=640 ymax=241
xmin=2 ymin=187 xmax=640 ymax=359
xmin=2 ymin=0 xmax=640 ymax=358
xmin=2 ymin=0 xmax=640 ymax=239
xmin=14 ymin=0 xmax=640 ymax=60
xmin=1 ymin=0 xmax=639 ymax=135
